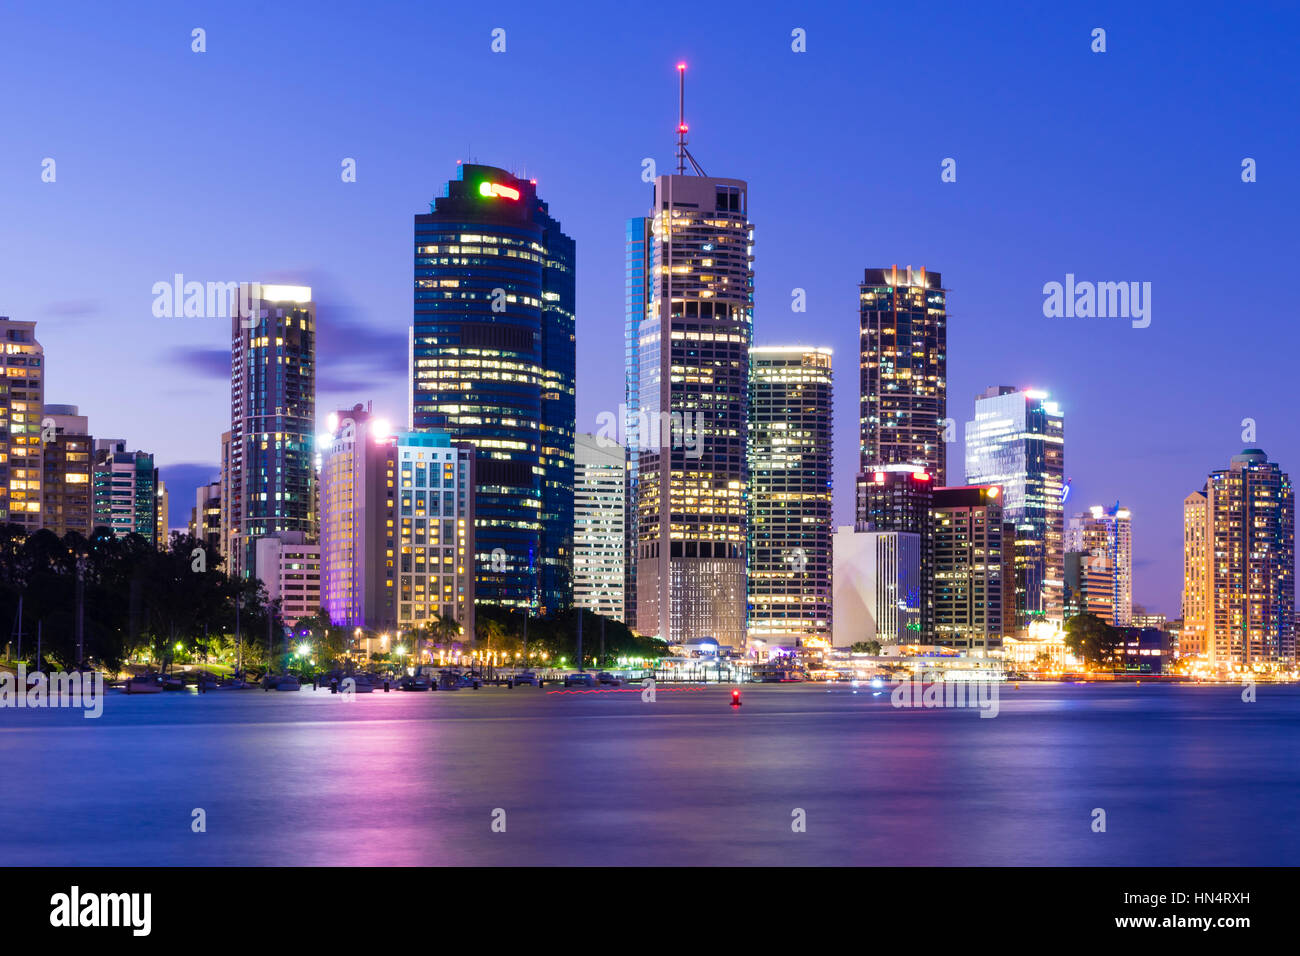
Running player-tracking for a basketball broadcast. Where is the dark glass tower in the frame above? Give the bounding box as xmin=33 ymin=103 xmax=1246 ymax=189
xmin=411 ymin=164 xmax=575 ymax=614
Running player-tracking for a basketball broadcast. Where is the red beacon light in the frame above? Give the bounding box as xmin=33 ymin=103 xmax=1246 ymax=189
xmin=730 ymin=689 xmax=742 ymax=707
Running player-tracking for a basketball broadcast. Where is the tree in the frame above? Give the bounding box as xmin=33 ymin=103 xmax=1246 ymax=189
xmin=850 ymin=640 xmax=882 ymax=655
xmin=1064 ymin=614 xmax=1122 ymax=669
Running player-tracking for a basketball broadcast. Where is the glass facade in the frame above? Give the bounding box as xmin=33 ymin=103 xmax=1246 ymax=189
xmin=964 ymin=386 xmax=1065 ymax=630
xmin=411 ymin=164 xmax=574 ymax=614
xmin=0 ymin=319 xmax=44 ymax=531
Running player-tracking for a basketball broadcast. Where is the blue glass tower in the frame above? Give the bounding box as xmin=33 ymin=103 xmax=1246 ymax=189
xmin=411 ymin=165 xmax=575 ymax=614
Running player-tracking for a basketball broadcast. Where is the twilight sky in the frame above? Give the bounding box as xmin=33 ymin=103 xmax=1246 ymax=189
xmin=1 ymin=0 xmax=1296 ymax=617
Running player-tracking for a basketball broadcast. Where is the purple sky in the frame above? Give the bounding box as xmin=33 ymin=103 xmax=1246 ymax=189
xmin=1 ymin=0 xmax=1296 ymax=617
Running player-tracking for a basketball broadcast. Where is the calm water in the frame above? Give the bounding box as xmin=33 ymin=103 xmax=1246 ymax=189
xmin=1 ymin=681 xmax=1296 ymax=866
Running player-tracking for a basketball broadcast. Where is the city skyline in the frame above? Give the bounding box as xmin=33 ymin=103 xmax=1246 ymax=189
xmin=2 ymin=2 xmax=1297 ymax=617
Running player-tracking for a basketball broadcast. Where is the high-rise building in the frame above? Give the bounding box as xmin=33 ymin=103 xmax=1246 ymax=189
xmin=1180 ymin=489 xmax=1210 ymax=659
xmin=225 ymin=283 xmax=316 ymax=579
xmin=856 ymin=463 xmax=935 ymax=636
xmin=964 ymin=386 xmax=1065 ymax=630
xmin=1064 ymin=503 xmax=1132 ymax=626
xmin=155 ymin=480 xmax=169 ymax=546
xmin=858 ymin=267 xmax=947 ymax=482
xmin=319 ymin=404 xmax=397 ymax=629
xmin=411 ymin=164 xmax=575 ymax=615
xmin=0 ymin=318 xmax=45 ymax=531
xmin=92 ymin=440 xmax=158 ymax=543
xmin=393 ymin=430 xmax=476 ymax=635
xmin=930 ymin=484 xmax=1007 ymax=654
xmin=630 ymin=88 xmax=754 ymax=645
xmin=623 ymin=215 xmax=652 ymax=632
xmin=832 ymin=527 xmax=922 ymax=647
xmin=191 ymin=480 xmax=222 ymax=554
xmin=748 ymin=346 xmax=832 ymax=645
xmin=1193 ymin=449 xmax=1295 ymax=667
xmin=573 ymin=433 xmax=626 ymax=622
xmin=319 ymin=404 xmax=477 ymax=636
xmin=40 ymin=404 xmax=93 ymax=538
xmin=254 ymin=532 xmax=321 ymax=628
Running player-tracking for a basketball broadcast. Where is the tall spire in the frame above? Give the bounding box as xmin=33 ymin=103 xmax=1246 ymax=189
xmin=674 ymin=63 xmax=706 ymax=176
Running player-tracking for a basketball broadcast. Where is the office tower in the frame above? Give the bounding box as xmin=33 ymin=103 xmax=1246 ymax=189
xmin=0 ymin=318 xmax=44 ymax=530
xmin=319 ymin=404 xmax=396 ymax=629
xmin=92 ymin=440 xmax=158 ymax=543
xmin=632 ymin=73 xmax=754 ymax=645
xmin=1199 ymin=448 xmax=1294 ymax=666
xmin=858 ymin=266 xmax=947 ymax=482
xmin=155 ymin=480 xmax=169 ymax=546
xmin=411 ymin=164 xmax=574 ymax=615
xmin=573 ymin=433 xmax=626 ymax=622
xmin=856 ymin=463 xmax=935 ymax=636
xmin=192 ymin=481 xmax=222 ymax=554
xmin=253 ymin=532 xmax=321 ymax=627
xmin=832 ymin=527 xmax=922 ymax=647
xmin=623 ymin=215 xmax=652 ymax=631
xmin=964 ymin=386 xmax=1065 ymax=630
xmin=320 ymin=405 xmax=476 ymax=635
xmin=930 ymin=484 xmax=1006 ymax=654
xmin=393 ymin=431 xmax=475 ymax=635
xmin=40 ymin=404 xmax=93 ymax=537
xmin=747 ymin=346 xmax=833 ymax=645
xmin=226 ymin=283 xmax=316 ymax=579
xmin=1064 ymin=503 xmax=1132 ymax=626
xmin=1180 ymin=489 xmax=1210 ymax=659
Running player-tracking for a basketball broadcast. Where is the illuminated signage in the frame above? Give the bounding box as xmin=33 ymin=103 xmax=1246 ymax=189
xmin=479 ymin=181 xmax=520 ymax=200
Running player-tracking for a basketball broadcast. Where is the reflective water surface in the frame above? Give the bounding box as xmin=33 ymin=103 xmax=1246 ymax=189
xmin=1 ymin=682 xmax=1295 ymax=865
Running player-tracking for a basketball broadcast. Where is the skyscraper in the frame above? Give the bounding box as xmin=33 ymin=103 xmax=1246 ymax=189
xmin=0 ymin=318 xmax=44 ymax=531
xmin=573 ymin=433 xmax=626 ymax=622
xmin=1180 ymin=489 xmax=1210 ymax=659
xmin=92 ymin=439 xmax=158 ymax=543
xmin=1064 ymin=503 xmax=1132 ymax=626
xmin=855 ymin=463 xmax=935 ymax=637
xmin=226 ymin=283 xmax=316 ymax=579
xmin=623 ymin=215 xmax=652 ymax=632
xmin=930 ymin=484 xmax=1007 ymax=654
xmin=858 ymin=267 xmax=947 ymax=482
xmin=191 ymin=480 xmax=222 ymax=554
xmin=632 ymin=68 xmax=754 ymax=645
xmin=964 ymin=386 xmax=1065 ymax=630
xmin=411 ymin=164 xmax=575 ymax=615
xmin=40 ymin=404 xmax=93 ymax=538
xmin=1190 ymin=449 xmax=1295 ymax=667
xmin=748 ymin=346 xmax=832 ymax=645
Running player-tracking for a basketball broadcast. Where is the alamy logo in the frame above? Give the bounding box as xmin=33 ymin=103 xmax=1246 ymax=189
xmin=594 ymin=404 xmax=702 ymax=459
xmin=890 ymin=672 xmax=1000 ymax=718
xmin=0 ymin=665 xmax=104 ymax=718
xmin=50 ymin=886 xmax=151 ymax=936
xmin=1042 ymin=274 xmax=1151 ymax=328
xmin=151 ymin=275 xmax=263 ymax=328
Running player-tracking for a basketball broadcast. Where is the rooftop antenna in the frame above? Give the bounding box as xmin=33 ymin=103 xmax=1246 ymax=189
xmin=676 ymin=63 xmax=706 ymax=176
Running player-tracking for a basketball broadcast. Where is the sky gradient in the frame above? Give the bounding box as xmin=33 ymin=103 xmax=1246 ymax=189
xmin=1 ymin=0 xmax=1296 ymax=617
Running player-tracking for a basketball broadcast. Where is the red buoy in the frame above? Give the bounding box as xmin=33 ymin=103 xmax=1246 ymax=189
xmin=731 ymin=689 xmax=742 ymax=707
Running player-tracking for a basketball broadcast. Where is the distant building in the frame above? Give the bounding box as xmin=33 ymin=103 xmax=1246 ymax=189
xmin=573 ymin=433 xmax=626 ymax=622
xmin=0 ymin=318 xmax=45 ymax=531
xmin=832 ymin=527 xmax=922 ymax=647
xmin=254 ymin=532 xmax=320 ymax=627
xmin=1180 ymin=489 xmax=1211 ymax=659
xmin=965 ymin=386 xmax=1065 ymax=630
xmin=92 ymin=439 xmax=158 ymax=543
xmin=856 ymin=463 xmax=935 ymax=635
xmin=858 ymin=267 xmax=947 ymax=482
xmin=225 ymin=284 xmax=316 ymax=579
xmin=930 ymin=484 xmax=1007 ymax=655
xmin=191 ymin=481 xmax=222 ymax=554
xmin=155 ymin=480 xmax=169 ymax=546
xmin=1185 ymin=448 xmax=1295 ymax=667
xmin=1064 ymin=503 xmax=1132 ymax=625
xmin=748 ymin=347 xmax=833 ymax=645
xmin=40 ymin=404 xmax=93 ymax=538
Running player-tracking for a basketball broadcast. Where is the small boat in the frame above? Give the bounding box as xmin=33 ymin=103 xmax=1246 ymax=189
xmin=343 ymin=674 xmax=375 ymax=693
xmin=124 ymin=675 xmax=164 ymax=695
xmin=398 ymin=673 xmax=430 ymax=691
xmin=273 ymin=675 xmax=301 ymax=691
xmin=161 ymin=675 xmax=188 ymax=692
